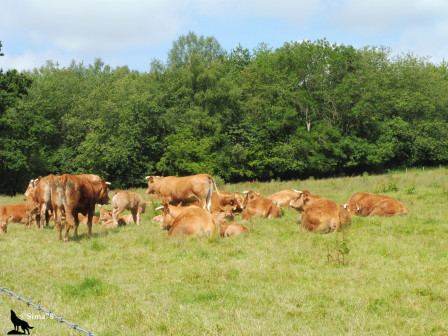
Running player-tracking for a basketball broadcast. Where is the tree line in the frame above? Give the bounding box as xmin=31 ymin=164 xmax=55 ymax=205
xmin=1 ymin=33 xmax=448 ymax=194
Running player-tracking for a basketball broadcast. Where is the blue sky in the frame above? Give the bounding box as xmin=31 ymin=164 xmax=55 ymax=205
xmin=1 ymin=0 xmax=448 ymax=73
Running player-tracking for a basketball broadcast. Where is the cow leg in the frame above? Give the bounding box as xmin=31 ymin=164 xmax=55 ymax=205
xmin=112 ymin=207 xmax=124 ymax=227
xmin=73 ymin=213 xmax=80 ymax=238
xmin=64 ymin=211 xmax=74 ymax=242
xmin=87 ymin=208 xmax=95 ymax=237
xmin=131 ymin=209 xmax=138 ymax=225
xmin=39 ymin=203 xmax=47 ymax=229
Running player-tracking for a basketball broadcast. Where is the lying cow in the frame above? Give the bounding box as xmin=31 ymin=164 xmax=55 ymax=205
xmin=157 ymin=204 xmax=216 ymax=237
xmin=112 ymin=191 xmax=149 ymax=226
xmin=146 ymin=174 xmax=220 ymax=211
xmin=268 ymin=189 xmax=301 ymax=208
xmin=100 ymin=209 xmax=135 ymax=227
xmin=78 ymin=213 xmax=100 ymax=225
xmin=0 ymin=203 xmax=26 ymax=223
xmin=241 ymin=190 xmax=282 ymax=220
xmin=219 ymin=222 xmax=249 ymax=237
xmin=345 ymin=192 xmax=409 ymax=216
xmin=290 ymin=190 xmax=351 ymax=233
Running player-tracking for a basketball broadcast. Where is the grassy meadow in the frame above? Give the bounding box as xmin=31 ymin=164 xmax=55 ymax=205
xmin=1 ymin=168 xmax=448 ymax=335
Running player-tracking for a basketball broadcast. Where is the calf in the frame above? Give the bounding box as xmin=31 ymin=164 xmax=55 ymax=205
xmin=112 ymin=191 xmax=149 ymax=226
xmin=268 ymin=189 xmax=301 ymax=208
xmin=290 ymin=190 xmax=351 ymax=233
xmin=25 ymin=190 xmax=40 ymax=228
xmin=210 ymin=191 xmax=236 ymax=212
xmin=100 ymin=208 xmax=136 ymax=227
xmin=219 ymin=222 xmax=249 ymax=237
xmin=241 ymin=190 xmax=282 ymax=220
xmin=0 ymin=203 xmax=26 ymax=223
xmin=345 ymin=192 xmax=409 ymax=216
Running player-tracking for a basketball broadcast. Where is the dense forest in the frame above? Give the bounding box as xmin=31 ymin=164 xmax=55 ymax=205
xmin=1 ymin=33 xmax=448 ymax=194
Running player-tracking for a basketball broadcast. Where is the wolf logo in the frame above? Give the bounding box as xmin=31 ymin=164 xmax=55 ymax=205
xmin=9 ymin=310 xmax=34 ymax=334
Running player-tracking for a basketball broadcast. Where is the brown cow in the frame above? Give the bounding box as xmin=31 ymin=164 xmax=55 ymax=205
xmin=233 ymin=192 xmax=245 ymax=213
xmin=210 ymin=191 xmax=237 ymax=212
xmin=211 ymin=204 xmax=235 ymax=222
xmin=345 ymin=192 xmax=409 ymax=216
xmin=0 ymin=203 xmax=26 ymax=223
xmin=112 ymin=191 xmax=148 ymax=226
xmin=241 ymin=190 xmax=282 ymax=220
xmin=156 ymin=205 xmax=218 ymax=237
xmin=53 ymin=174 xmax=110 ymax=241
xmin=290 ymin=190 xmax=351 ymax=233
xmin=145 ymin=174 xmax=219 ymax=211
xmin=268 ymin=189 xmax=301 ymax=208
xmin=219 ymin=222 xmax=249 ymax=237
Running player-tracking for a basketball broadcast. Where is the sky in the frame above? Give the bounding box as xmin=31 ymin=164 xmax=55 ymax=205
xmin=1 ymin=0 xmax=448 ymax=73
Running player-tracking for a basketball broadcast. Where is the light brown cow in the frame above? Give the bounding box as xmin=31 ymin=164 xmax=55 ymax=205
xmin=345 ymin=192 xmax=409 ymax=216
xmin=34 ymin=174 xmax=56 ymax=228
xmin=25 ymin=190 xmax=40 ymax=228
xmin=112 ymin=191 xmax=148 ymax=226
xmin=78 ymin=213 xmax=100 ymax=225
xmin=145 ymin=174 xmax=219 ymax=211
xmin=53 ymin=174 xmax=110 ymax=241
xmin=268 ymin=189 xmax=301 ymax=208
xmin=211 ymin=204 xmax=235 ymax=222
xmin=290 ymin=190 xmax=351 ymax=233
xmin=0 ymin=203 xmax=26 ymax=223
xmin=210 ymin=191 xmax=236 ymax=212
xmin=100 ymin=209 xmax=135 ymax=227
xmin=219 ymin=222 xmax=249 ymax=237
xmin=157 ymin=204 xmax=216 ymax=237
xmin=233 ymin=192 xmax=245 ymax=213
xmin=241 ymin=190 xmax=282 ymax=220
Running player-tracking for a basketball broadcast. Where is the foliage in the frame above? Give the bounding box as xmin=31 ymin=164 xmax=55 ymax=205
xmin=1 ymin=35 xmax=448 ymax=193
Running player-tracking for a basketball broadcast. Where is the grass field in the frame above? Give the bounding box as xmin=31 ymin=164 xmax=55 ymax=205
xmin=1 ymin=168 xmax=448 ymax=335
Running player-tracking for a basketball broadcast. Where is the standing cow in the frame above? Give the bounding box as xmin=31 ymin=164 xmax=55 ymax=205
xmin=53 ymin=174 xmax=110 ymax=241
xmin=112 ymin=190 xmax=148 ymax=226
xmin=145 ymin=174 xmax=219 ymax=211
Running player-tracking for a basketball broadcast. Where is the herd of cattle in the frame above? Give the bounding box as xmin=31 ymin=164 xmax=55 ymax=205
xmin=0 ymin=173 xmax=409 ymax=240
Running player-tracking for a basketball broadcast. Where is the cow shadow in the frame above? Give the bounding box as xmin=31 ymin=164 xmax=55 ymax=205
xmin=7 ymin=329 xmax=26 ymax=334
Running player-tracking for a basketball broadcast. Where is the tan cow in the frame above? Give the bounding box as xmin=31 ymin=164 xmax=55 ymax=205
xmin=25 ymin=189 xmax=40 ymax=228
xmin=290 ymin=190 xmax=351 ymax=233
xmin=100 ymin=209 xmax=135 ymax=227
xmin=157 ymin=204 xmax=216 ymax=237
xmin=210 ymin=191 xmax=237 ymax=212
xmin=78 ymin=213 xmax=100 ymax=225
xmin=145 ymin=174 xmax=219 ymax=211
xmin=233 ymin=192 xmax=245 ymax=213
xmin=34 ymin=174 xmax=56 ymax=228
xmin=112 ymin=191 xmax=148 ymax=226
xmin=345 ymin=192 xmax=409 ymax=216
xmin=0 ymin=203 xmax=26 ymax=223
xmin=268 ymin=189 xmax=301 ymax=208
xmin=219 ymin=222 xmax=249 ymax=237
xmin=241 ymin=190 xmax=282 ymax=220
xmin=53 ymin=174 xmax=110 ymax=241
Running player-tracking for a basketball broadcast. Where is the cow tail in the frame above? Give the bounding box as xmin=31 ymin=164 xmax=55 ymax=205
xmin=206 ymin=178 xmax=214 ymax=212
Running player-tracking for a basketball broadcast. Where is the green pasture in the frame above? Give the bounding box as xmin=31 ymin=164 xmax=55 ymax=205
xmin=1 ymin=168 xmax=447 ymax=335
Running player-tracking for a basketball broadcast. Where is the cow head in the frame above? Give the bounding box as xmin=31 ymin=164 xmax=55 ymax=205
xmin=100 ymin=209 xmax=113 ymax=221
xmin=24 ymin=178 xmax=38 ymax=199
xmin=343 ymin=203 xmax=360 ymax=215
xmin=155 ymin=204 xmax=174 ymax=230
xmin=242 ymin=190 xmax=261 ymax=207
xmin=146 ymin=176 xmax=159 ymax=194
xmin=289 ymin=190 xmax=312 ymax=212
xmin=96 ymin=180 xmax=111 ymax=205
xmin=233 ymin=192 xmax=245 ymax=212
